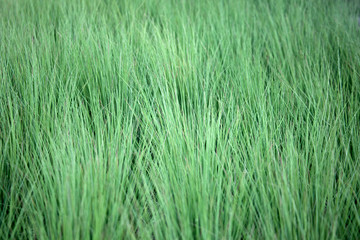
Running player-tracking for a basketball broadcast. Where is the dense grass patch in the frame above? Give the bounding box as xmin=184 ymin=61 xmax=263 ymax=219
xmin=1 ymin=0 xmax=360 ymax=239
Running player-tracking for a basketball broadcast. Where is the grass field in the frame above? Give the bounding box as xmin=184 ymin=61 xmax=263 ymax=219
xmin=1 ymin=0 xmax=360 ymax=239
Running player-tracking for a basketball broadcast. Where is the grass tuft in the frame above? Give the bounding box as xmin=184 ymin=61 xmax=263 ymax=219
xmin=1 ymin=0 xmax=360 ymax=239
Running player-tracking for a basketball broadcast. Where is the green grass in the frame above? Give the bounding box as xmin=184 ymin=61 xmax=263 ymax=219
xmin=1 ymin=0 xmax=360 ymax=239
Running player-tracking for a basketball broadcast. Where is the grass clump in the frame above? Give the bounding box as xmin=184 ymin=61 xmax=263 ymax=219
xmin=1 ymin=0 xmax=360 ymax=239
